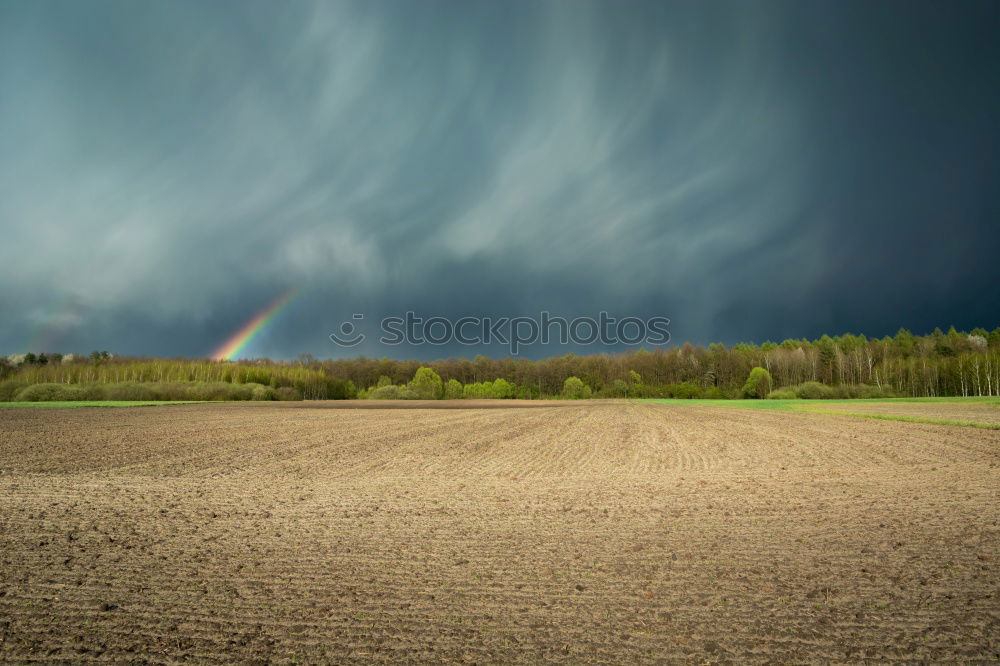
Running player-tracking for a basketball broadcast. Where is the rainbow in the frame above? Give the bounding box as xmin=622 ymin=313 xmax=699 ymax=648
xmin=211 ymin=288 xmax=299 ymax=361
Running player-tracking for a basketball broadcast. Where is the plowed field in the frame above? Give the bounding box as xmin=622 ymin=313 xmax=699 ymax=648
xmin=1 ymin=402 xmax=997 ymax=663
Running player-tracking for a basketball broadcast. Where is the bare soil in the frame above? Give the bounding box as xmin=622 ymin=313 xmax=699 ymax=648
xmin=0 ymin=402 xmax=997 ymax=663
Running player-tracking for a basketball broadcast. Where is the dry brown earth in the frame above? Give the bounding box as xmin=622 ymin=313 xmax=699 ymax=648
xmin=0 ymin=401 xmax=997 ymax=663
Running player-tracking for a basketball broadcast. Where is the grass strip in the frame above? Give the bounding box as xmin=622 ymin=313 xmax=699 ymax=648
xmin=0 ymin=401 xmax=202 ymax=408
xmin=643 ymin=398 xmax=1000 ymax=429
xmin=794 ymin=409 xmax=1000 ymax=430
xmin=643 ymin=396 xmax=1000 ymax=409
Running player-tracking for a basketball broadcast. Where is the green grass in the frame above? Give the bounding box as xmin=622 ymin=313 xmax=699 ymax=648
xmin=644 ymin=396 xmax=1000 ymax=408
xmin=820 ymin=395 xmax=999 ymax=404
xmin=642 ymin=396 xmax=1000 ymax=429
xmin=643 ymin=398 xmax=795 ymax=409
xmin=0 ymin=401 xmax=202 ymax=408
xmin=804 ymin=411 xmax=1000 ymax=430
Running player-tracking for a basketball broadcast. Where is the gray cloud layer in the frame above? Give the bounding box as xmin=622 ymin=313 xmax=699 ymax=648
xmin=2 ymin=0 xmax=998 ymax=358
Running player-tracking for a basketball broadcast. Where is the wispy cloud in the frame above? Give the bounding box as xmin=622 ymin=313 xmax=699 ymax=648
xmin=1 ymin=0 xmax=997 ymax=357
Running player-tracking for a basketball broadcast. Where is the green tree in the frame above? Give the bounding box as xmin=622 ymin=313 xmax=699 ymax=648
xmin=934 ymin=328 xmax=955 ymax=356
xmin=491 ymin=378 xmax=514 ymax=398
xmin=444 ymin=378 xmax=463 ymax=400
xmin=816 ymin=335 xmax=837 ymax=383
xmin=989 ymin=328 xmax=1000 ymax=348
xmin=742 ymin=367 xmax=773 ymax=399
xmin=409 ymin=367 xmax=443 ymax=399
xmin=562 ymin=376 xmax=592 ymax=399
xmin=893 ymin=328 xmax=916 ymax=357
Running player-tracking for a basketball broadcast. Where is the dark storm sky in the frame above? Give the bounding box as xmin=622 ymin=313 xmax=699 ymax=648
xmin=1 ymin=0 xmax=998 ymax=360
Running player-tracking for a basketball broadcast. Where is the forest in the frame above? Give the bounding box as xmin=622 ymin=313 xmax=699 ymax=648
xmin=2 ymin=326 xmax=999 ymax=401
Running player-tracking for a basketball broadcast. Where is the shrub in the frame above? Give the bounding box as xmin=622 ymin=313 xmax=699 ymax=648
xmin=515 ymin=384 xmax=539 ymax=400
xmin=275 ymin=386 xmax=301 ymax=401
xmin=444 ymin=378 xmax=463 ymax=400
xmin=742 ymin=367 xmax=773 ymax=399
xmin=13 ymin=383 xmax=54 ymax=402
xmin=793 ymin=381 xmax=835 ymax=399
xmin=626 ymin=382 xmax=656 ymax=398
xmin=269 ymin=375 xmax=294 ymax=389
xmin=4 ymin=379 xmax=306 ymax=402
xmin=370 ymin=384 xmax=404 ymax=400
xmin=0 ymin=380 xmax=27 ymax=401
xmin=229 ymin=383 xmax=255 ymax=400
xmin=79 ymin=385 xmax=109 ymax=400
xmin=185 ymin=382 xmax=238 ymax=401
xmin=490 ymin=378 xmax=514 ymax=399
xmin=14 ymin=383 xmax=87 ymax=402
xmin=664 ymin=382 xmax=703 ymax=399
xmin=562 ymin=376 xmax=592 ymax=400
xmin=828 ymin=385 xmax=853 ymax=399
xmin=344 ymin=380 xmax=358 ymax=399
xmin=105 ymin=383 xmax=155 ymax=401
xmin=701 ymin=386 xmax=726 ymax=399
xmin=251 ymin=384 xmax=277 ymax=400
xmin=149 ymin=382 xmax=195 ymax=401
xmin=767 ymin=388 xmax=797 ymax=400
xmin=850 ymin=383 xmax=896 ymax=399
xmin=238 ymin=384 xmax=262 ymax=400
xmin=464 ymin=381 xmax=496 ymax=399
xmin=409 ymin=367 xmax=443 ymax=399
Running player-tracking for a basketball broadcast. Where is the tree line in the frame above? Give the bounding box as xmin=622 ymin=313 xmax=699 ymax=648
xmin=3 ymin=325 xmax=999 ymax=400
xmin=308 ymin=326 xmax=1000 ymax=398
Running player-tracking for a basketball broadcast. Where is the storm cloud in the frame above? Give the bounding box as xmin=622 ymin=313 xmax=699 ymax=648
xmin=1 ymin=0 xmax=998 ymax=359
